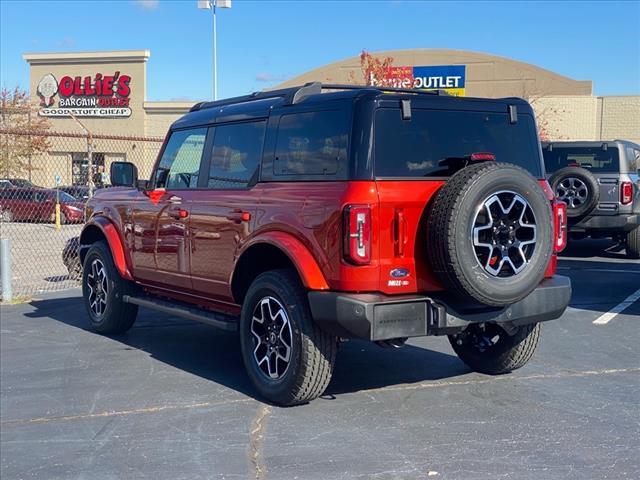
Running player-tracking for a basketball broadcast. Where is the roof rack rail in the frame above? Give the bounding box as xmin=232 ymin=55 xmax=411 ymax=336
xmin=321 ymin=83 xmax=445 ymax=96
xmin=190 ymin=82 xmax=322 ymax=112
xmin=189 ymin=81 xmax=451 ymax=113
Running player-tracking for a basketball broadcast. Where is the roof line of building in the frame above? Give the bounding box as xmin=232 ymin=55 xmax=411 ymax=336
xmin=23 ymin=50 xmax=151 ymax=65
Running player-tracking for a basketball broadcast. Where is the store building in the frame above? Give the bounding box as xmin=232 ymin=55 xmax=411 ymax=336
xmin=276 ymin=49 xmax=640 ymax=145
xmin=19 ymin=48 xmax=639 ymax=188
xmin=22 ymin=50 xmax=193 ymax=186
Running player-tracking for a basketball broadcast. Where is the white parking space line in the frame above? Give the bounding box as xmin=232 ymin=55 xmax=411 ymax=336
xmin=592 ymin=288 xmax=640 ymax=325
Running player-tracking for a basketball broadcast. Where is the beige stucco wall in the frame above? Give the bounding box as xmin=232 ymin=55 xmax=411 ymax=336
xmin=276 ymin=49 xmax=593 ymax=98
xmin=144 ymin=102 xmax=194 ymax=138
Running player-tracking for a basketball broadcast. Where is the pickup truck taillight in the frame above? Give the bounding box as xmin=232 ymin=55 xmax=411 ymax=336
xmin=344 ymin=205 xmax=371 ymax=264
xmin=621 ymin=182 xmax=633 ymax=205
xmin=553 ymin=201 xmax=568 ymax=252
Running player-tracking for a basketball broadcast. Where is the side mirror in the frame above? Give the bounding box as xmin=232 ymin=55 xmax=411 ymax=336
xmin=110 ymin=161 xmax=138 ymax=187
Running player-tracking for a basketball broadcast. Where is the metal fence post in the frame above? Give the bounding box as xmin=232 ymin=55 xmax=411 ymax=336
xmin=0 ymin=238 xmax=12 ymax=302
xmin=87 ymin=132 xmax=94 ymax=198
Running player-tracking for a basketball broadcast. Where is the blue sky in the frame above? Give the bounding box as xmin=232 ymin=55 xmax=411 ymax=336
xmin=1 ymin=0 xmax=639 ymax=101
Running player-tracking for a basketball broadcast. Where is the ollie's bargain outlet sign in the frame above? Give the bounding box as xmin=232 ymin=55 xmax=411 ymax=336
xmin=37 ymin=71 xmax=132 ymax=118
xmin=370 ymin=65 xmax=466 ymax=96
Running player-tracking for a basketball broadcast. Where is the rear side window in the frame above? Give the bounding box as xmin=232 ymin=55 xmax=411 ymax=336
xmin=208 ymin=121 xmax=266 ymax=189
xmin=155 ymin=128 xmax=207 ymax=189
xmin=543 ymin=146 xmax=620 ymax=173
xmin=625 ymin=146 xmax=640 ymax=171
xmin=374 ymin=109 xmax=543 ymax=178
xmin=274 ymin=110 xmax=348 ymax=177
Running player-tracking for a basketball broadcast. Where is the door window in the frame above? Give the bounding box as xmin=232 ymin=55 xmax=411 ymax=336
xmin=208 ymin=121 xmax=266 ymax=189
xmin=154 ymin=128 xmax=207 ymax=189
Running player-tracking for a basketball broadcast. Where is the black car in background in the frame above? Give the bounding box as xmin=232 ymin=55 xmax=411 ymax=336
xmin=56 ymin=186 xmax=91 ymax=202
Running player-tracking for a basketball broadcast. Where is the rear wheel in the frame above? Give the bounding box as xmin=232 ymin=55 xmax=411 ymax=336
xmin=626 ymin=226 xmax=640 ymax=259
xmin=239 ymin=269 xmax=337 ymax=406
xmin=82 ymin=241 xmax=138 ymax=334
xmin=448 ymin=323 xmax=541 ymax=374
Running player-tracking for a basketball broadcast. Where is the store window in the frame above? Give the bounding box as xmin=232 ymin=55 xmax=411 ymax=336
xmin=72 ymin=152 xmax=106 ymax=187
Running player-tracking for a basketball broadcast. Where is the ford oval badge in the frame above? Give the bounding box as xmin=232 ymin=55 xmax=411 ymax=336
xmin=390 ymin=268 xmax=410 ymax=278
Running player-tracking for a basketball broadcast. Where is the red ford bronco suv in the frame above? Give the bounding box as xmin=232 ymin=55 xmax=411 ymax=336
xmin=79 ymin=83 xmax=571 ymax=406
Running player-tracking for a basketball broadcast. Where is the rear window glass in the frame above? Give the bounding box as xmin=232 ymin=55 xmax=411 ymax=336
xmin=274 ymin=110 xmax=348 ymax=177
xmin=374 ymin=109 xmax=543 ymax=178
xmin=543 ymin=146 xmax=620 ymax=173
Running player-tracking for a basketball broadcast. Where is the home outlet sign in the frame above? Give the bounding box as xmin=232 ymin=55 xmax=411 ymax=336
xmin=37 ymin=72 xmax=132 ymax=118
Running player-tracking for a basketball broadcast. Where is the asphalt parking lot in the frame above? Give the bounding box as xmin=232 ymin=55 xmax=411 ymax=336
xmin=1 ymin=239 xmax=639 ymax=480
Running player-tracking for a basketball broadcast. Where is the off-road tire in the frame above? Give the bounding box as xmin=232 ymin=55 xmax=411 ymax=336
xmin=549 ymin=166 xmax=599 ymax=218
xmin=240 ymin=269 xmax=337 ymax=406
xmin=426 ymin=162 xmax=553 ymax=307
xmin=82 ymin=241 xmax=138 ymax=334
xmin=449 ymin=322 xmax=541 ymax=375
xmin=626 ymin=226 xmax=640 ymax=259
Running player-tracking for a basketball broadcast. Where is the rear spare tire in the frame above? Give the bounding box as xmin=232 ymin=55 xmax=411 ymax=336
xmin=427 ymin=162 xmax=553 ymax=307
xmin=549 ymin=166 xmax=599 ymax=218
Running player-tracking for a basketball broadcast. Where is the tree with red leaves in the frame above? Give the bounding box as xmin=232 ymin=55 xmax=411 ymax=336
xmin=349 ymin=50 xmax=397 ymax=87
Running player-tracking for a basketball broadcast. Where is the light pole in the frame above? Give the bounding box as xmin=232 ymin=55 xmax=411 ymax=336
xmin=197 ymin=0 xmax=232 ymax=101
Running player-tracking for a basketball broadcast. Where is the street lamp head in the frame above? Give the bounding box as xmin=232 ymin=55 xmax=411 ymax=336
xmin=197 ymin=0 xmax=231 ymax=8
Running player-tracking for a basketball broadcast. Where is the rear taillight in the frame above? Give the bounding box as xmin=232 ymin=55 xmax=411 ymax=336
xmin=344 ymin=205 xmax=371 ymax=264
xmin=621 ymin=182 xmax=633 ymax=205
xmin=553 ymin=201 xmax=567 ymax=252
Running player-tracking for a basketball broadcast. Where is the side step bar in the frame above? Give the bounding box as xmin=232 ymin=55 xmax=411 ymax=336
xmin=123 ymin=295 xmax=238 ymax=332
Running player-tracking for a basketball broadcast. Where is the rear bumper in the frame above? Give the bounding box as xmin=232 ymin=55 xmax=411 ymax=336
xmin=570 ymin=213 xmax=638 ymax=233
xmin=308 ymin=275 xmax=571 ymax=341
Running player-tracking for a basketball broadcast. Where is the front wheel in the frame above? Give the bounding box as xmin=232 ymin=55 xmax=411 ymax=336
xmin=626 ymin=226 xmax=640 ymax=259
xmin=82 ymin=241 xmax=138 ymax=334
xmin=239 ymin=269 xmax=337 ymax=406
xmin=448 ymin=323 xmax=541 ymax=375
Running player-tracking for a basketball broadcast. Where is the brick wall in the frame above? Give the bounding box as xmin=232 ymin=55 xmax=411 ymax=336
xmin=531 ymin=95 xmax=640 ymax=145
xmin=598 ymin=96 xmax=640 ymax=145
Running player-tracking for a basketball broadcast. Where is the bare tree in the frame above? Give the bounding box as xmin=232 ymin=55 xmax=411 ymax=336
xmin=519 ymin=84 xmax=566 ymax=141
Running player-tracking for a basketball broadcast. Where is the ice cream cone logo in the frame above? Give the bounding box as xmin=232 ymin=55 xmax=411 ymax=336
xmin=37 ymin=74 xmax=58 ymax=107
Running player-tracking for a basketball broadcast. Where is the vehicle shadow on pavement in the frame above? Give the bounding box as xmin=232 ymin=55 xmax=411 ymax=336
xmin=327 ymin=340 xmax=469 ymax=396
xmin=24 ymin=295 xmax=470 ymax=402
xmin=558 ymin=258 xmax=640 ymax=312
xmin=560 ymin=238 xmax=629 ymax=260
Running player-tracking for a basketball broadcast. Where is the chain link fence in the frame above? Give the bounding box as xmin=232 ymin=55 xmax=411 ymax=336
xmin=0 ymin=127 xmax=163 ymax=298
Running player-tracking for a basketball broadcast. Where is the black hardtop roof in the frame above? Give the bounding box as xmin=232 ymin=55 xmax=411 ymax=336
xmin=543 ymin=140 xmax=640 ymax=149
xmin=173 ymin=82 xmax=533 ymax=130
